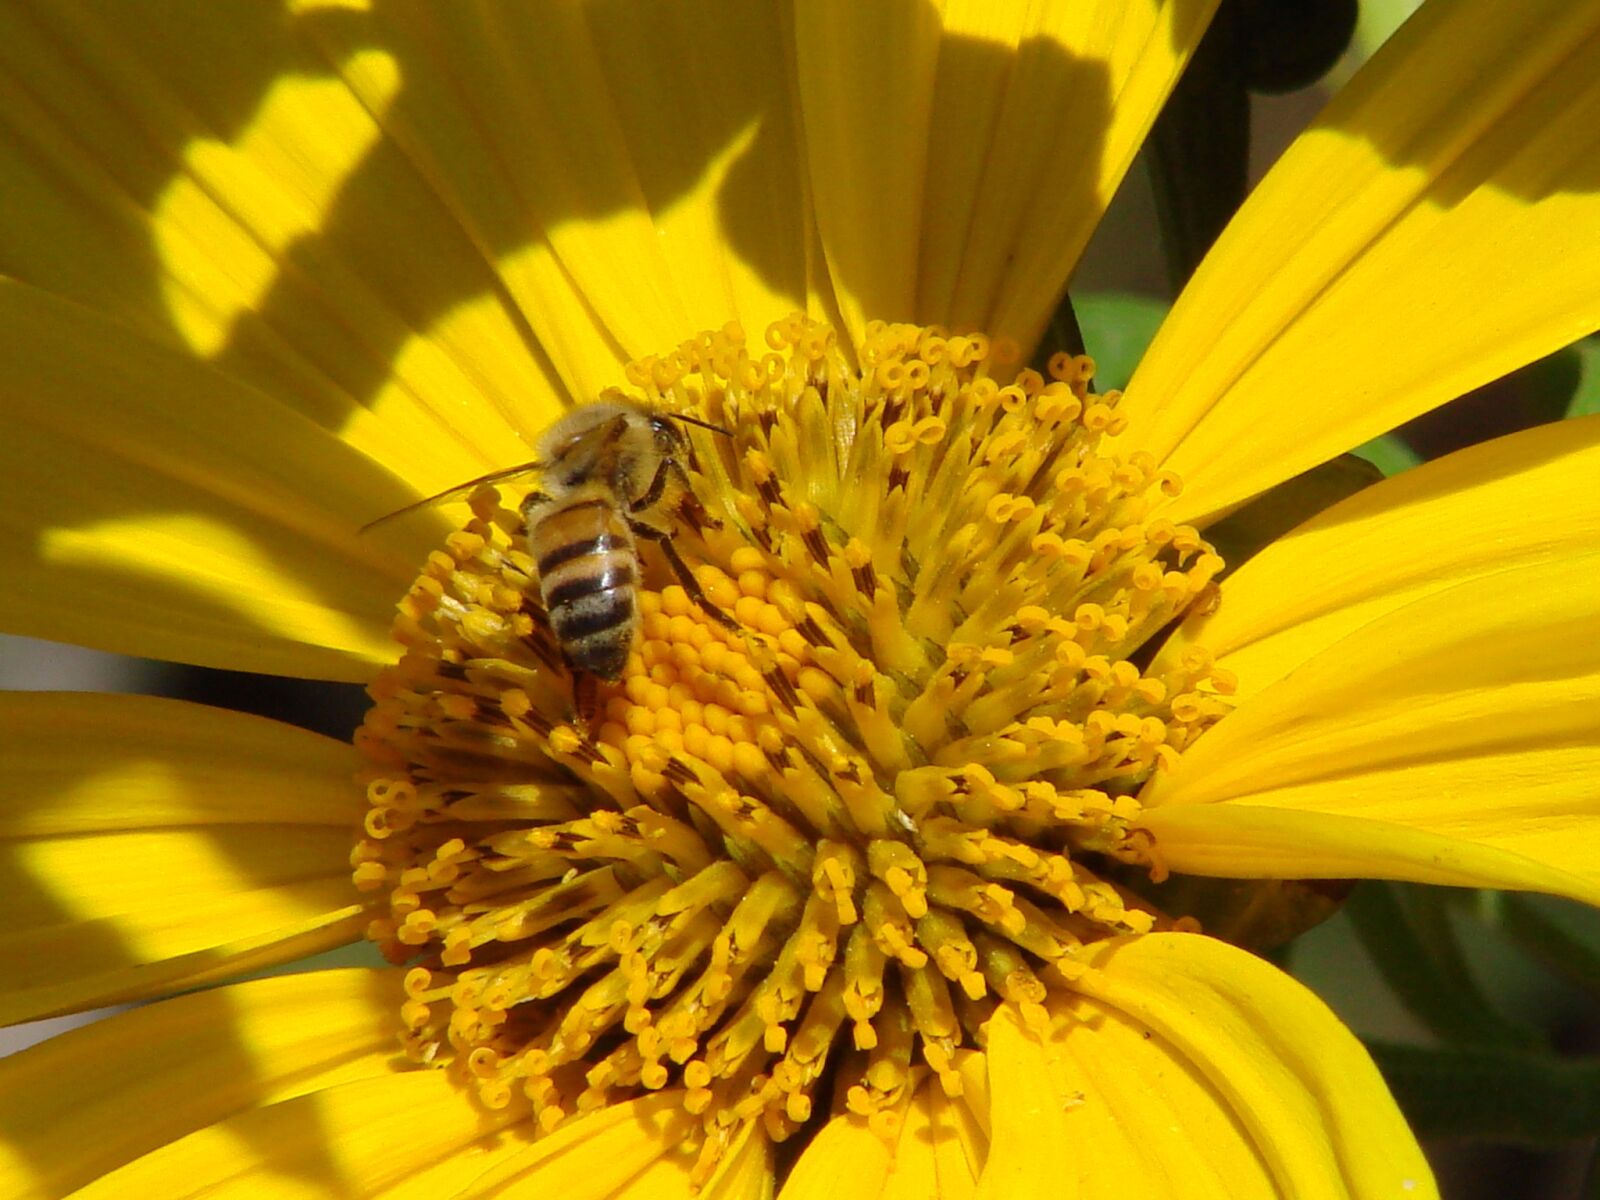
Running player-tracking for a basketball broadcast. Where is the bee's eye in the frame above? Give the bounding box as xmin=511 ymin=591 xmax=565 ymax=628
xmin=650 ymin=416 xmax=684 ymax=447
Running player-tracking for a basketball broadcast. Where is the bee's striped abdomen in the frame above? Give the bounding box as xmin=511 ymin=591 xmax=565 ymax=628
xmin=529 ymin=495 xmax=638 ymax=681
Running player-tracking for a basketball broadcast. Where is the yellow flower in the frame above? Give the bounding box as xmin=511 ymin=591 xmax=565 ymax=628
xmin=2 ymin=1 xmax=1598 ymax=1197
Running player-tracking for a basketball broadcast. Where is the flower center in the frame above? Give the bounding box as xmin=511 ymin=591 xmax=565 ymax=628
xmin=355 ymin=316 xmax=1231 ymax=1178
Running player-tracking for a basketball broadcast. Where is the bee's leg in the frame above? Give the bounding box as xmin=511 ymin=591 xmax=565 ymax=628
xmin=571 ymin=670 xmax=602 ymax=729
xmin=668 ymin=459 xmax=723 ymax=531
xmin=675 ymin=489 xmax=723 ymax=533
xmin=629 ymin=459 xmax=724 ymax=533
xmin=629 ymin=519 xmax=740 ymax=631
xmin=629 ymin=461 xmax=673 ymax=513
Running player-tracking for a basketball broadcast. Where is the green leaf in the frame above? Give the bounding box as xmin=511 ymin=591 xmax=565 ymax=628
xmin=1474 ymin=892 xmax=1600 ymax=1001
xmin=1347 ymin=883 xmax=1545 ymax=1052
xmin=1569 ymin=336 xmax=1600 ymax=418
xmin=1351 ymin=0 xmax=1423 ymax=61
xmin=1367 ymin=1040 xmax=1600 ymax=1145
xmin=1350 ymin=432 xmax=1421 ymax=476
xmin=1072 ymin=292 xmax=1169 ymax=391
xmin=1518 ymin=344 xmax=1586 ymax=423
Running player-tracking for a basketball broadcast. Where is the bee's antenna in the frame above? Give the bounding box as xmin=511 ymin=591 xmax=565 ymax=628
xmin=668 ymin=412 xmax=737 ymax=438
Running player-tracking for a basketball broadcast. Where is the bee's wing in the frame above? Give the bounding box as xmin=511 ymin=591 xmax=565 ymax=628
xmin=358 ymin=458 xmax=544 ymax=534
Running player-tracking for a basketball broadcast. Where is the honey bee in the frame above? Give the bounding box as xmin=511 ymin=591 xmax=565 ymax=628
xmin=362 ymin=401 xmax=738 ymax=685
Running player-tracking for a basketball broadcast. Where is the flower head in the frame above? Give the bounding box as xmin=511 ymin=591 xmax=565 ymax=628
xmin=355 ymin=318 xmax=1232 ymax=1172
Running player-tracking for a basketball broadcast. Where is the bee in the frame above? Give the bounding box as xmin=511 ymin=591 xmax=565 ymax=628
xmin=362 ymin=401 xmax=739 ymax=686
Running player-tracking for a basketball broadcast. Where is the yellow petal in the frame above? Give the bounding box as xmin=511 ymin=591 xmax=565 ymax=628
xmin=975 ymin=1008 xmax=1079 ymax=1200
xmin=875 ymin=1093 xmax=938 ymax=1199
xmin=1140 ymin=805 xmax=1599 ymax=901
xmin=692 ymin=1122 xmax=775 ymax=1200
xmin=67 ymin=1070 xmax=525 ymax=1199
xmin=0 ymin=2 xmax=556 ymax=486
xmin=0 ymin=693 xmax=370 ymax=1022
xmin=1159 ymin=415 xmax=1600 ymax=700
xmin=553 ymin=3 xmax=814 ymax=356
xmin=533 ymin=1118 xmax=772 ymax=1200
xmin=0 ymin=692 xmax=362 ymax=836
xmin=933 ymin=1069 xmax=990 ymax=1192
xmin=0 ymin=280 xmax=431 ymax=680
xmin=389 ymin=1102 xmax=772 ymax=1200
xmin=6 ymin=831 xmax=367 ymax=1025
xmin=1117 ymin=0 xmax=1600 ymax=523
xmin=0 ymin=968 xmax=405 ymax=1200
xmin=432 ymin=1092 xmax=687 ymax=1198
xmin=777 ymin=1074 xmax=983 ymax=1200
xmin=797 ymin=0 xmax=1217 ymax=351
xmin=979 ymin=999 xmax=1275 ymax=1200
xmin=1050 ymin=1000 xmax=1275 ymax=1199
xmin=445 ymin=1094 xmax=771 ymax=1200
xmin=1068 ymin=934 xmax=1435 ymax=1199
xmin=76 ymin=1085 xmax=770 ymax=1200
xmin=1142 ymin=552 xmax=1600 ymax=904
xmin=882 ymin=1079 xmax=982 ymax=1200
xmin=777 ymin=1112 xmax=894 ymax=1200
xmin=294 ymin=1 xmax=811 ymax=398
xmin=953 ymin=1048 xmax=991 ymax=1137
